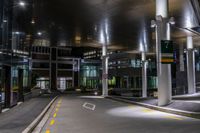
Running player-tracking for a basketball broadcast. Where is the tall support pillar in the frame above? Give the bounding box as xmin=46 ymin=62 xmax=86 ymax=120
xmin=179 ymin=45 xmax=185 ymax=72
xmin=127 ymin=76 xmax=129 ymax=89
xmin=102 ymin=45 xmax=108 ymax=97
xmin=50 ymin=47 xmax=57 ymax=91
xmin=152 ymin=0 xmax=173 ymax=106
xmin=186 ymin=36 xmax=196 ymax=94
xmin=142 ymin=52 xmax=147 ymax=98
xmin=72 ymin=59 xmax=75 ymax=88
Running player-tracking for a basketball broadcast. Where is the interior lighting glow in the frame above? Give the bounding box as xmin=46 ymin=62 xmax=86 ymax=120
xmin=99 ymin=18 xmax=110 ymax=44
xmin=37 ymin=32 xmax=42 ymax=36
xmin=19 ymin=1 xmax=26 ymax=7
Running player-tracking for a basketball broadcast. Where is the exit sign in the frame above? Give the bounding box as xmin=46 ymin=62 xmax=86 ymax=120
xmin=161 ymin=40 xmax=174 ymax=64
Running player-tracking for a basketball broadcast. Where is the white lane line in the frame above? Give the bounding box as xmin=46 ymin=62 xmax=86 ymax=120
xmin=82 ymin=102 xmax=96 ymax=111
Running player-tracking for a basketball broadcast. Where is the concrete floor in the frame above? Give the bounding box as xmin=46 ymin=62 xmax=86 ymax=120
xmin=119 ymin=96 xmax=200 ymax=112
xmin=41 ymin=95 xmax=200 ymax=133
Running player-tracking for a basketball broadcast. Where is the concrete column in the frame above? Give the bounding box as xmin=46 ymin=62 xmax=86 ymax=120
xmin=50 ymin=48 xmax=57 ymax=91
xmin=72 ymin=59 xmax=75 ymax=88
xmin=49 ymin=48 xmax=52 ymax=90
xmin=102 ymin=45 xmax=108 ymax=97
xmin=156 ymin=0 xmax=172 ymax=106
xmin=142 ymin=52 xmax=147 ymax=98
xmin=186 ymin=36 xmax=196 ymax=94
xmin=156 ymin=0 xmax=168 ymax=18
xmin=127 ymin=76 xmax=129 ymax=89
xmin=78 ymin=59 xmax=80 ymax=87
xmin=179 ymin=45 xmax=185 ymax=72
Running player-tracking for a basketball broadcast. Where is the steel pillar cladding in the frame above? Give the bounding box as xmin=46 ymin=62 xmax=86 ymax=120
xmin=186 ymin=36 xmax=196 ymax=94
xmin=142 ymin=52 xmax=147 ymax=98
xmin=102 ymin=45 xmax=108 ymax=97
xmin=155 ymin=0 xmax=172 ymax=106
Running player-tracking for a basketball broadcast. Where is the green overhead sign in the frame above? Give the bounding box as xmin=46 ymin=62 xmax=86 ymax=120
xmin=161 ymin=40 xmax=174 ymax=64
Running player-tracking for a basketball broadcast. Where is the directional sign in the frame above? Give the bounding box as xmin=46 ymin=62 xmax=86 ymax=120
xmin=161 ymin=40 xmax=174 ymax=64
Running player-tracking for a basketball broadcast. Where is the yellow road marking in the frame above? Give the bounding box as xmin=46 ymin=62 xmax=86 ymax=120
xmin=57 ymin=104 xmax=61 ymax=108
xmin=55 ymin=108 xmax=59 ymax=112
xmin=46 ymin=129 xmax=50 ymax=133
xmin=53 ymin=113 xmax=57 ymax=118
xmin=58 ymin=100 xmax=62 ymax=104
xmin=128 ymin=105 xmax=135 ymax=108
xmin=165 ymin=115 xmax=183 ymax=120
xmin=142 ymin=108 xmax=153 ymax=113
xmin=50 ymin=119 xmax=55 ymax=126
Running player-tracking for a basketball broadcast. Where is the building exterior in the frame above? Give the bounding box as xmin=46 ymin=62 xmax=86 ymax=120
xmin=0 ymin=0 xmax=32 ymax=109
xmin=81 ymin=49 xmax=157 ymax=96
xmin=31 ymin=45 xmax=80 ymax=92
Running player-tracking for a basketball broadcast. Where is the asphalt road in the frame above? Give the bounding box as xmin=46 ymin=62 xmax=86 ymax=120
xmin=41 ymin=95 xmax=200 ymax=133
xmin=0 ymin=94 xmax=55 ymax=133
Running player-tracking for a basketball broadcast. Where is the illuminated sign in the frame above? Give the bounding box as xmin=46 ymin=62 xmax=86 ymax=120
xmin=161 ymin=40 xmax=174 ymax=64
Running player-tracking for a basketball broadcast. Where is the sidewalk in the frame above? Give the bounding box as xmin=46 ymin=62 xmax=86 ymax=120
xmin=108 ymin=93 xmax=200 ymax=119
xmin=0 ymin=94 xmax=57 ymax=133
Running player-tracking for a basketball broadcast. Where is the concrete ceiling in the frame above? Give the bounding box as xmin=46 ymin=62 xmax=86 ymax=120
xmin=35 ymin=0 xmax=200 ymax=52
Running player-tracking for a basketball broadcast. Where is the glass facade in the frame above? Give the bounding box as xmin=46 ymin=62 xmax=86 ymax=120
xmin=0 ymin=0 xmax=31 ymax=108
xmin=80 ymin=64 xmax=101 ymax=89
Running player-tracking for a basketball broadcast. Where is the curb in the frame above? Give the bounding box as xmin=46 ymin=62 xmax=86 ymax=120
xmin=22 ymin=96 xmax=58 ymax=133
xmin=107 ymin=96 xmax=200 ymax=119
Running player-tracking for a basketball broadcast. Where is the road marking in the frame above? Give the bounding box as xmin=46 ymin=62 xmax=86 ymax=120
xmin=53 ymin=113 xmax=57 ymax=118
xmin=82 ymin=102 xmax=96 ymax=111
xmin=50 ymin=119 xmax=55 ymax=126
xmin=128 ymin=105 xmax=135 ymax=107
xmin=46 ymin=129 xmax=50 ymax=133
xmin=142 ymin=108 xmax=153 ymax=113
xmin=55 ymin=108 xmax=59 ymax=112
xmin=58 ymin=99 xmax=62 ymax=104
xmin=57 ymin=103 xmax=61 ymax=108
xmin=165 ymin=115 xmax=183 ymax=120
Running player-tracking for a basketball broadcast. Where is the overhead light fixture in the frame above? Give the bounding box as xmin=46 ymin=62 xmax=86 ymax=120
xmin=3 ymin=20 xmax=7 ymax=23
xmin=15 ymin=31 xmax=20 ymax=35
xmin=37 ymin=32 xmax=42 ymax=36
xmin=31 ymin=20 xmax=35 ymax=24
xmin=75 ymin=36 xmax=81 ymax=41
xmin=19 ymin=1 xmax=26 ymax=7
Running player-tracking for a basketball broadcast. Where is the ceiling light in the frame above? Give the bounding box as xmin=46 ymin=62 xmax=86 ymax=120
xmin=19 ymin=1 xmax=26 ymax=7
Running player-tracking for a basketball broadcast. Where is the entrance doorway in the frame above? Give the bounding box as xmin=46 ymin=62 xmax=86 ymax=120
xmin=36 ymin=78 xmax=50 ymax=91
xmin=57 ymin=77 xmax=73 ymax=92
